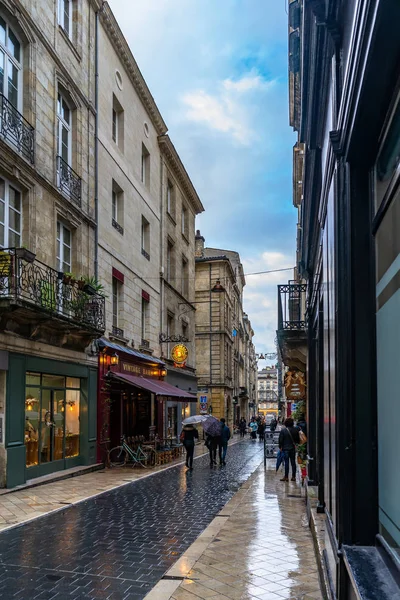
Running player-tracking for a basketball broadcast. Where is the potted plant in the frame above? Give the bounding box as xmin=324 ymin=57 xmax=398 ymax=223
xmin=83 ymin=275 xmax=106 ymax=296
xmin=15 ymin=247 xmax=36 ymax=263
xmin=63 ymin=272 xmax=72 ymax=285
xmin=77 ymin=277 xmax=85 ymax=290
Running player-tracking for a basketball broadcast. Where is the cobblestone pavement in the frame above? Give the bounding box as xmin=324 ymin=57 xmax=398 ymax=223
xmin=0 ymin=440 xmax=264 ymax=600
xmin=158 ymin=463 xmax=323 ymax=600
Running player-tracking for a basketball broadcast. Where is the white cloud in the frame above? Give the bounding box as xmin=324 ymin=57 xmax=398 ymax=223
xmin=223 ymin=70 xmax=275 ymax=93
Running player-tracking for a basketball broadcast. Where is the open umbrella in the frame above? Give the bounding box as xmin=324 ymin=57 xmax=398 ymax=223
xmin=202 ymin=416 xmax=222 ymax=437
xmin=182 ymin=415 xmax=211 ymax=425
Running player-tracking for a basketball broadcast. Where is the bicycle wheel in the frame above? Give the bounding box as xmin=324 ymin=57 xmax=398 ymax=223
xmin=109 ymin=446 xmax=127 ymax=467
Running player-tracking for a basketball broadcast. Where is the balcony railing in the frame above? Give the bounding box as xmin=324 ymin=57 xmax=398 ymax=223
xmin=278 ymin=283 xmax=307 ymax=330
xmin=57 ymin=155 xmax=82 ymax=207
xmin=0 ymin=248 xmax=105 ymax=332
xmin=0 ymin=94 xmax=34 ymax=163
xmin=140 ymin=339 xmax=150 ymax=349
xmin=112 ymin=325 xmax=124 ymax=338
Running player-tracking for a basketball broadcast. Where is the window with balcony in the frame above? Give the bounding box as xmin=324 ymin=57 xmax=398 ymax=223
xmin=56 ymin=90 xmax=81 ymax=205
xmin=58 ymin=0 xmax=73 ymax=39
xmin=141 ymin=143 xmax=150 ymax=188
xmin=0 ymin=177 xmax=21 ymax=248
xmin=112 ymin=94 xmax=124 ymax=151
xmin=56 ymin=221 xmax=71 ymax=273
xmin=112 ymin=180 xmax=123 ymax=234
xmin=141 ymin=216 xmax=150 ymax=260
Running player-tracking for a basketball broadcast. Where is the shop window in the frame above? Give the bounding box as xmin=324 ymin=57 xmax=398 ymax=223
xmin=25 ymin=372 xmax=81 ymax=468
xmin=0 ymin=177 xmax=21 ymax=248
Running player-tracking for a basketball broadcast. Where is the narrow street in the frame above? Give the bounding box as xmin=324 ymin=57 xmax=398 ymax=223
xmin=0 ymin=441 xmax=266 ymax=599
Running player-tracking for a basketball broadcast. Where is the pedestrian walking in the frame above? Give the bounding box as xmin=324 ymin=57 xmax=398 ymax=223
xmin=270 ymin=416 xmax=277 ymax=432
xmin=206 ymin=433 xmax=218 ymax=466
xmin=180 ymin=423 xmax=198 ymax=470
xmin=218 ymin=418 xmax=231 ymax=465
xmin=257 ymin=419 xmax=266 ymax=442
xmin=249 ymin=418 xmax=258 ymax=440
xmin=278 ymin=417 xmax=300 ymax=482
xmin=239 ymin=417 xmax=247 ymax=438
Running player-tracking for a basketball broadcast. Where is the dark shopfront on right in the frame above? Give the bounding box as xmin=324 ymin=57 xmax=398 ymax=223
xmin=282 ymin=1 xmax=400 ymax=599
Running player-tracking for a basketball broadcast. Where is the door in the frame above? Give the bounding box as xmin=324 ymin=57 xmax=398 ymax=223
xmin=40 ymin=389 xmax=65 ymax=464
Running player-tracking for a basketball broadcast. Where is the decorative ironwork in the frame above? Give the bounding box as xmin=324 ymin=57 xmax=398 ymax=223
xmin=0 ymin=94 xmax=35 ymax=163
xmin=112 ymin=219 xmax=124 ymax=235
xmin=159 ymin=333 xmax=190 ymax=344
xmin=277 ymin=283 xmax=307 ymax=331
xmin=141 ymin=248 xmax=150 ymax=260
xmin=0 ymin=248 xmax=105 ymax=331
xmin=111 ymin=325 xmax=124 ymax=338
xmin=140 ymin=338 xmax=150 ymax=349
xmin=57 ymin=155 xmax=82 ymax=206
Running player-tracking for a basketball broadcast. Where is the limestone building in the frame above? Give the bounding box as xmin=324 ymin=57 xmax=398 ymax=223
xmin=194 ymin=232 xmax=255 ymax=427
xmin=0 ymin=0 xmax=105 ymax=487
xmin=257 ymin=366 xmax=278 ymax=418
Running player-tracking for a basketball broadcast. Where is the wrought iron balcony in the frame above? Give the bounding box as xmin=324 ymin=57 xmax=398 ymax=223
xmin=277 ymin=283 xmax=307 ymax=330
xmin=0 ymin=94 xmax=35 ymax=163
xmin=57 ymin=155 xmax=82 ymax=207
xmin=0 ymin=248 xmax=105 ymax=349
xmin=111 ymin=325 xmax=124 ymax=338
xmin=140 ymin=339 xmax=150 ymax=349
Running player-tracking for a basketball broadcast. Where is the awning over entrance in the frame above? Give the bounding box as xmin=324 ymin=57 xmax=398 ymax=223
xmin=98 ymin=338 xmax=165 ymax=365
xmin=113 ymin=373 xmax=197 ymax=401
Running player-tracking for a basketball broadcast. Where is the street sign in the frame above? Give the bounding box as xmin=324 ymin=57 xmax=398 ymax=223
xmin=199 ymin=395 xmax=208 ymax=414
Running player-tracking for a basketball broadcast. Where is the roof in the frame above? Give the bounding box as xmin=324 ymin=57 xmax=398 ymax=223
xmin=98 ymin=338 xmax=165 ymax=365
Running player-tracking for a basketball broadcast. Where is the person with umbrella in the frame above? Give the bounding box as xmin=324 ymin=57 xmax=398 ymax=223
xmin=180 ymin=422 xmax=199 ymax=470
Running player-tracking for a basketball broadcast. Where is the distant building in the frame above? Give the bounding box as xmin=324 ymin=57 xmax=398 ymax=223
xmin=257 ymin=367 xmax=278 ymax=417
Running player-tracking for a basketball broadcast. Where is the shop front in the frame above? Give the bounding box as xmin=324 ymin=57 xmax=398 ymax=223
xmin=97 ymin=340 xmax=197 ymax=458
xmin=165 ymin=364 xmax=197 ymax=440
xmin=2 ymin=352 xmax=98 ymax=488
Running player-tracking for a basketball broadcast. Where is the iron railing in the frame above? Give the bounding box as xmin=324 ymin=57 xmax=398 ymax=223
xmin=0 ymin=94 xmax=34 ymax=163
xmin=0 ymin=248 xmax=105 ymax=332
xmin=140 ymin=339 xmax=150 ymax=349
xmin=112 ymin=325 xmax=124 ymax=338
xmin=57 ymin=155 xmax=82 ymax=206
xmin=141 ymin=248 xmax=150 ymax=261
xmin=112 ymin=219 xmax=124 ymax=235
xmin=277 ymin=283 xmax=307 ymax=330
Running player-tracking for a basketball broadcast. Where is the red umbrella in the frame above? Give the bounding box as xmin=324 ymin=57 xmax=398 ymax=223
xmin=202 ymin=416 xmax=222 ymax=437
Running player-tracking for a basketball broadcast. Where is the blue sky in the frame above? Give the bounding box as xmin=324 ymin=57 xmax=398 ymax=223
xmin=108 ymin=0 xmax=297 ymax=360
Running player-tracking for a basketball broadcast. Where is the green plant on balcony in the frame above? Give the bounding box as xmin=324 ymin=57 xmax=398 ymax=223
xmin=82 ymin=275 xmax=106 ymax=297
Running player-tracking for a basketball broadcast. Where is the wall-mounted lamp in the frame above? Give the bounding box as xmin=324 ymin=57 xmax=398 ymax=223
xmin=110 ymin=352 xmax=119 ymax=366
xmin=211 ymin=280 xmax=225 ymax=293
xmin=160 ymin=368 xmax=167 ymax=377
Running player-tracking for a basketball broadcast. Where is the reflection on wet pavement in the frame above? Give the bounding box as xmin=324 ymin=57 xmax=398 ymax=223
xmin=171 ymin=463 xmax=323 ymax=600
xmin=0 ymin=440 xmax=264 ymax=599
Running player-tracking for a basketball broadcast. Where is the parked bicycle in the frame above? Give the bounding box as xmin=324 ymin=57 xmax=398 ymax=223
xmin=108 ymin=436 xmax=154 ymax=468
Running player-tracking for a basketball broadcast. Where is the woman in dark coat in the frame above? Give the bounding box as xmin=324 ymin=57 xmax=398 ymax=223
xmin=181 ymin=424 xmax=198 ymax=470
xmin=258 ymin=419 xmax=266 ymax=442
xmin=278 ymin=417 xmax=300 ymax=481
xmin=239 ymin=417 xmax=247 ymax=438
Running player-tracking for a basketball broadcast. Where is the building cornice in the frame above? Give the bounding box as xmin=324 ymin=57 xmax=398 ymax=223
xmin=159 ymin=135 xmax=204 ymax=215
xmin=101 ymin=3 xmax=167 ymax=136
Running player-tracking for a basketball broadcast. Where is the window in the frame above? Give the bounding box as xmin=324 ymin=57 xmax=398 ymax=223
xmin=181 ymin=205 xmax=188 ymax=238
xmin=141 ymin=296 xmax=149 ymax=344
xmin=0 ymin=16 xmax=22 ymax=110
xmin=167 ymin=241 xmax=175 ymax=283
xmin=182 ymin=321 xmax=188 ymax=340
xmin=112 ymin=95 xmax=124 ymax=150
xmin=112 ymin=277 xmax=122 ymax=331
xmin=57 ymin=92 xmax=71 ymax=166
xmin=141 ymin=143 xmax=150 ymax=188
xmin=181 ymin=256 xmax=189 ymax=298
xmin=0 ymin=178 xmax=21 ymax=248
xmin=141 ymin=216 xmax=150 ymax=260
xmin=58 ymin=0 xmax=73 ymax=38
xmin=167 ymin=312 xmax=174 ymax=353
xmin=167 ymin=180 xmax=175 ymax=217
xmin=111 ymin=181 xmax=123 ymax=234
xmin=57 ymin=222 xmax=71 ymax=272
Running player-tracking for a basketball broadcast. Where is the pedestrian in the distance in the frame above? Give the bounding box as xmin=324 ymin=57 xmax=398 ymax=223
xmin=270 ymin=416 xmax=277 ymax=432
xmin=180 ymin=423 xmax=198 ymax=470
xmin=249 ymin=418 xmax=258 ymax=440
xmin=278 ymin=417 xmax=300 ymax=482
xmin=239 ymin=417 xmax=247 ymax=438
xmin=218 ymin=418 xmax=231 ymax=465
xmin=206 ymin=433 xmax=218 ymax=467
xmin=258 ymin=419 xmax=266 ymax=442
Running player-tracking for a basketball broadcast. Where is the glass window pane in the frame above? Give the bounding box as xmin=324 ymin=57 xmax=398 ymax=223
xmin=61 ymin=126 xmax=69 ymax=162
xmin=63 ymin=245 xmax=70 ymax=267
xmin=9 ymin=208 xmax=20 ymax=233
xmin=65 ymin=390 xmax=80 ymax=458
xmin=0 ymin=224 xmax=4 ymax=247
xmin=0 ymin=51 xmax=4 ymax=95
xmin=0 ymin=17 xmax=5 ymax=46
xmin=8 ymin=186 xmax=20 ymax=211
xmin=42 ymin=374 xmax=65 ymax=388
xmin=63 ymin=226 xmax=71 ymax=246
xmin=66 ymin=377 xmax=80 ymax=389
xmin=8 ymin=230 xmax=20 ymax=247
xmin=25 ymin=386 xmax=40 ymax=467
xmin=26 ymin=372 xmax=41 ymax=386
xmin=0 ymin=201 xmax=4 ymax=225
xmin=7 ymin=59 xmax=18 ymax=108
xmin=8 ymin=28 xmax=20 ymax=62
xmin=64 ymin=0 xmax=70 ymax=36
xmin=62 ymin=100 xmax=70 ymax=125
xmin=0 ymin=179 xmax=4 ymax=202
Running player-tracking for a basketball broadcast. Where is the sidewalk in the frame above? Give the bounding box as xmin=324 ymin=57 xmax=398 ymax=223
xmin=147 ymin=463 xmax=323 ymax=600
xmin=0 ymin=438 xmax=219 ymax=533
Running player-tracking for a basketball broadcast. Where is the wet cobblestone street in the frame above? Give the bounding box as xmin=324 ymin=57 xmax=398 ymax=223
xmin=0 ymin=441 xmax=264 ymax=600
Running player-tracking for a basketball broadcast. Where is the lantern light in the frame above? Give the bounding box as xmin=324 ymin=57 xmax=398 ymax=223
xmin=110 ymin=352 xmax=119 ymax=366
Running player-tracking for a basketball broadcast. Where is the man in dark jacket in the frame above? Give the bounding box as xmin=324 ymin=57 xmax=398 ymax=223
xmin=181 ymin=424 xmax=198 ymax=470
xmin=218 ymin=418 xmax=231 ymax=465
xmin=278 ymin=417 xmax=300 ymax=481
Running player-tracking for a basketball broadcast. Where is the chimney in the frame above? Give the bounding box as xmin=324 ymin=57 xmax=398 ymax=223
xmin=195 ymin=230 xmax=205 ymax=258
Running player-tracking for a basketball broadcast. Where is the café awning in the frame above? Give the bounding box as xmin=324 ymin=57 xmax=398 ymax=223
xmin=112 ymin=372 xmax=197 ymax=401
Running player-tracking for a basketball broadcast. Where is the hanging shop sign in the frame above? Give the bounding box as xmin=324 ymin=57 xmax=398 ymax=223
xmin=199 ymin=395 xmax=208 ymax=414
xmin=284 ymin=369 xmax=306 ymax=400
xmin=171 ymin=344 xmax=188 ymax=368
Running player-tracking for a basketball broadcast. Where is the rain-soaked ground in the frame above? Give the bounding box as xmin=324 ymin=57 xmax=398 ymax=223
xmin=0 ymin=440 xmax=264 ymax=599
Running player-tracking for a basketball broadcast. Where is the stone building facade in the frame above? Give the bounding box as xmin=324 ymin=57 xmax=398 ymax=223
xmin=257 ymin=366 xmax=278 ymax=418
xmin=0 ymin=0 xmax=104 ymax=487
xmin=194 ymin=232 xmax=255 ymax=427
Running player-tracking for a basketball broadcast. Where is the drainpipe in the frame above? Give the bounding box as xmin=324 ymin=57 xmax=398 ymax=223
xmin=94 ymin=6 xmax=100 ymax=280
xmin=209 ymin=263 xmax=212 ymax=388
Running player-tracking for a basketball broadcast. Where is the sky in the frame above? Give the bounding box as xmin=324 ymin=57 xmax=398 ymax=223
xmin=108 ymin=0 xmax=297 ymax=362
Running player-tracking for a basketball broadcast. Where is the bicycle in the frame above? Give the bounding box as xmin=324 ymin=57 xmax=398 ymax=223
xmin=108 ymin=436 xmax=149 ymax=468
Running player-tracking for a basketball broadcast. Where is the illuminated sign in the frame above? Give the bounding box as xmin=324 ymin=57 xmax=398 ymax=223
xmin=171 ymin=344 xmax=188 ymax=365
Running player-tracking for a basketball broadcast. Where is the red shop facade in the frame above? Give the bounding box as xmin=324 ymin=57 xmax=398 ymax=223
xmin=97 ymin=339 xmax=196 ymax=460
